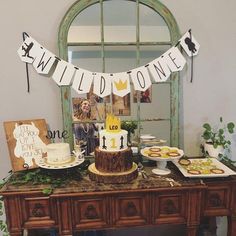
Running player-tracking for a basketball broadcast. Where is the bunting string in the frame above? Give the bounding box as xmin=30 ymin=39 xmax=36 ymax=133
xmin=17 ymin=29 xmax=200 ymax=97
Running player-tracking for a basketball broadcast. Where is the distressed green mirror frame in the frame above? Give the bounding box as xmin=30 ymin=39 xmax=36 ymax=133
xmin=58 ymin=0 xmax=181 ymax=151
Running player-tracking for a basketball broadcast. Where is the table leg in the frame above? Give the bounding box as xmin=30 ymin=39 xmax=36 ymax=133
xmin=9 ymin=231 xmax=23 ymax=236
xmin=186 ymin=225 xmax=198 ymax=236
xmin=227 ymin=215 xmax=236 ymax=236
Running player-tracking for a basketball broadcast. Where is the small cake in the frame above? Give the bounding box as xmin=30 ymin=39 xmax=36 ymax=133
xmin=46 ymin=143 xmax=71 ymax=165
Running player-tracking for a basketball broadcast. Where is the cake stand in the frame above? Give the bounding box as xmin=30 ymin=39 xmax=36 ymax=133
xmin=141 ymin=146 xmax=184 ymax=175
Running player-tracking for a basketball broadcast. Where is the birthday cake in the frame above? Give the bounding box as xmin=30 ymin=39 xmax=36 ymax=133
xmin=46 ymin=143 xmax=71 ymax=165
xmin=88 ymin=115 xmax=138 ymax=183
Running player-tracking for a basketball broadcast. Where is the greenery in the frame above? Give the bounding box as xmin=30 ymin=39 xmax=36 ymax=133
xmin=121 ymin=120 xmax=138 ymax=143
xmin=0 ymin=161 xmax=90 ymax=235
xmin=0 ymin=179 xmax=9 ymax=236
xmin=202 ymin=117 xmax=235 ymax=149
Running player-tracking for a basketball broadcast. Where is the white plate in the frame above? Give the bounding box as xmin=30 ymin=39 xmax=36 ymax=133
xmin=141 ymin=146 xmax=184 ymax=161
xmin=140 ymin=134 xmax=156 ymax=140
xmin=37 ymin=155 xmax=84 ymax=170
xmin=173 ymin=158 xmax=236 ymax=178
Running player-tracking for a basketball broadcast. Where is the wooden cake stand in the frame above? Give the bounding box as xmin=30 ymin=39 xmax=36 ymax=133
xmin=88 ymin=162 xmax=138 ymax=184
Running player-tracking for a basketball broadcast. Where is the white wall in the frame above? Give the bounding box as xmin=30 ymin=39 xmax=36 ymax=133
xmin=161 ymin=0 xmax=236 ymax=159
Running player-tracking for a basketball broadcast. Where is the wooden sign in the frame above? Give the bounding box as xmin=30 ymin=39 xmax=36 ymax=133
xmin=3 ymin=119 xmax=50 ymax=172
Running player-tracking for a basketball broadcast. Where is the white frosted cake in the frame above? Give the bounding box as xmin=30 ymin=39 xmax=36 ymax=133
xmin=95 ymin=115 xmax=133 ymax=173
xmin=46 ymin=143 xmax=71 ymax=165
xmin=99 ymin=129 xmax=128 ymax=151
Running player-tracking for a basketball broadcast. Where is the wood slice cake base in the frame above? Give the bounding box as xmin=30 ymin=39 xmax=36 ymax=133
xmin=88 ymin=163 xmax=138 ymax=184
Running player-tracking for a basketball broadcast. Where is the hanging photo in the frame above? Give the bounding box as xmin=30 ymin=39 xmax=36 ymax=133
xmin=133 ymin=87 xmax=152 ymax=103
xmin=72 ymin=97 xmax=110 ymax=121
xmin=112 ymin=94 xmax=131 ymax=116
xmin=71 ymin=98 xmax=100 ymax=155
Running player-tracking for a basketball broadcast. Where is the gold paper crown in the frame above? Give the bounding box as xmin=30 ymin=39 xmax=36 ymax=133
xmin=106 ymin=114 xmax=121 ymax=133
xmin=114 ymin=79 xmax=127 ymax=91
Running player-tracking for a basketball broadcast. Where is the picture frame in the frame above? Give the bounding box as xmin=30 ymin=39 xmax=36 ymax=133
xmin=112 ymin=94 xmax=131 ymax=116
xmin=133 ymin=87 xmax=152 ymax=103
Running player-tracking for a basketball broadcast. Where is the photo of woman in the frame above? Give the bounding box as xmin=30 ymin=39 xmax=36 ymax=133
xmin=73 ymin=98 xmax=99 ymax=155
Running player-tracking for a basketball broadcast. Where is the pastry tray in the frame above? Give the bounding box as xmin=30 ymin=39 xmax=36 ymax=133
xmin=173 ymin=158 xmax=236 ymax=178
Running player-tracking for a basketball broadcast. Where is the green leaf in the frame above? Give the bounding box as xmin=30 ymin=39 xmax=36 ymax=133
xmin=220 ymin=117 xmax=223 ymax=122
xmin=227 ymin=122 xmax=235 ymax=133
xmin=202 ymin=131 xmax=211 ymax=140
xmin=42 ymin=188 xmax=53 ymax=195
xmin=203 ymin=123 xmax=211 ymax=130
xmin=219 ymin=129 xmax=224 ymax=135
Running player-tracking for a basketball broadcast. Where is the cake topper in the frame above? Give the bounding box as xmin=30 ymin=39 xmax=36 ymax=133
xmin=106 ymin=114 xmax=121 ymax=133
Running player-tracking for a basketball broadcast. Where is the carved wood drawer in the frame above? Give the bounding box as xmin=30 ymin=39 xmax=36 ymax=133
xmin=203 ymin=185 xmax=231 ymax=216
xmin=113 ymin=193 xmax=148 ymax=226
xmin=152 ymin=192 xmax=186 ymax=224
xmin=72 ymin=196 xmax=109 ymax=229
xmin=22 ymin=196 xmax=56 ymax=227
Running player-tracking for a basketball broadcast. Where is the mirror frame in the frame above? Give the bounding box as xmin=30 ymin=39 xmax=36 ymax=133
xmin=58 ymin=0 xmax=181 ymax=150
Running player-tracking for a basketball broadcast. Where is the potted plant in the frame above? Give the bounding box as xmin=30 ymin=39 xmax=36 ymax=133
xmin=202 ymin=117 xmax=235 ymax=158
xmin=121 ymin=120 xmax=138 ymax=144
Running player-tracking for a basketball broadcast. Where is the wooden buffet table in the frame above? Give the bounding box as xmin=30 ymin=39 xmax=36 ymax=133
xmin=1 ymin=162 xmax=236 ymax=236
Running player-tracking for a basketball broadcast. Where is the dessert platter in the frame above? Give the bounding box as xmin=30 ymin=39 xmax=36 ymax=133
xmin=141 ymin=145 xmax=184 ymax=175
xmin=173 ymin=157 xmax=236 ymax=178
xmin=88 ymin=114 xmax=138 ymax=183
xmin=37 ymin=142 xmax=84 ymax=169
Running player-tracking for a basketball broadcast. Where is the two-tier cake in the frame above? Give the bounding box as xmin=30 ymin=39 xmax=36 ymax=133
xmin=88 ymin=114 xmax=138 ymax=183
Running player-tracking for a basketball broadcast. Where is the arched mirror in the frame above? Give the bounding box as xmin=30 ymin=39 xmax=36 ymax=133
xmin=58 ymin=0 xmax=180 ymax=155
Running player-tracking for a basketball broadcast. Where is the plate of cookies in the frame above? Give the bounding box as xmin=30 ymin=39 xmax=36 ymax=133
xmin=140 ymin=146 xmax=184 ymax=175
xmin=173 ymin=157 xmax=236 ymax=178
xmin=141 ymin=146 xmax=184 ymax=161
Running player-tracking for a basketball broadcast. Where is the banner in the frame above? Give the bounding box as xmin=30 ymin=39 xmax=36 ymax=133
xmin=33 ymin=48 xmax=56 ymax=74
xmin=130 ymin=66 xmax=152 ymax=92
xmin=72 ymin=68 xmax=93 ymax=94
xmin=52 ymin=60 xmax=75 ymax=86
xmin=180 ymin=30 xmax=200 ymax=57
xmin=17 ymin=36 xmax=41 ymax=63
xmin=93 ymin=73 xmax=112 ymax=98
xmin=148 ymin=56 xmax=171 ymax=82
xmin=162 ymin=47 xmax=186 ymax=72
xmin=17 ymin=31 xmax=200 ymax=97
xmin=112 ymin=72 xmax=130 ymax=97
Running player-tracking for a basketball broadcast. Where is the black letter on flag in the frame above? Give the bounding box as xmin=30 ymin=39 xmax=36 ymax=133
xmin=100 ymin=76 xmax=106 ymax=95
xmin=136 ymin=71 xmax=145 ymax=89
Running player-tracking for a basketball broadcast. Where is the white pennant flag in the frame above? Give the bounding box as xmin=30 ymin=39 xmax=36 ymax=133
xmin=52 ymin=60 xmax=75 ymax=86
xmin=112 ymin=72 xmax=130 ymax=97
xmin=72 ymin=68 xmax=93 ymax=94
xmin=33 ymin=49 xmax=56 ymax=74
xmin=130 ymin=66 xmax=152 ymax=91
xmin=180 ymin=31 xmax=200 ymax=57
xmin=148 ymin=57 xmax=171 ymax=82
xmin=17 ymin=36 xmax=41 ymax=63
xmin=162 ymin=47 xmax=186 ymax=72
xmin=93 ymin=73 xmax=112 ymax=98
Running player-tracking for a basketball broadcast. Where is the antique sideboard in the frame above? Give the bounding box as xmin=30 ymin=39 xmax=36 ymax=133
xmin=1 ymin=162 xmax=236 ymax=236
